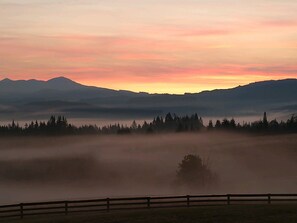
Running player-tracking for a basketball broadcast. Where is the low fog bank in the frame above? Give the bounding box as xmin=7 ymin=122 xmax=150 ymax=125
xmin=0 ymin=132 xmax=296 ymax=205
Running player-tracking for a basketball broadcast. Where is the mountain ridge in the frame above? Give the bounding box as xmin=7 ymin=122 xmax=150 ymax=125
xmin=0 ymin=76 xmax=296 ymax=120
xmin=1 ymin=76 xmax=296 ymax=95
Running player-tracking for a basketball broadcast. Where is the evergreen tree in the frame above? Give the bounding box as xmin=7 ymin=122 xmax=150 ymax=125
xmin=263 ymin=112 xmax=268 ymax=128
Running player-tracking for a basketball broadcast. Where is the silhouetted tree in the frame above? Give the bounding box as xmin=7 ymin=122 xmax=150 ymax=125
xmin=215 ymin=120 xmax=221 ymax=128
xmin=0 ymin=112 xmax=296 ymax=136
xmin=208 ymin=120 xmax=214 ymax=130
xmin=230 ymin=118 xmax=236 ymax=128
xmin=176 ymin=154 xmax=216 ymax=189
xmin=263 ymin=112 xmax=269 ymax=129
xmin=131 ymin=120 xmax=137 ymax=131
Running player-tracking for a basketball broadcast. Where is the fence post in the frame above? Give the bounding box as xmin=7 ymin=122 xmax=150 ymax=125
xmin=186 ymin=195 xmax=190 ymax=207
xmin=20 ymin=203 xmax=24 ymax=219
xmin=147 ymin=197 xmax=151 ymax=209
xmin=107 ymin=198 xmax=110 ymax=212
xmin=227 ymin=194 xmax=231 ymax=205
xmin=65 ymin=201 xmax=68 ymax=215
xmin=268 ymin=194 xmax=271 ymax=204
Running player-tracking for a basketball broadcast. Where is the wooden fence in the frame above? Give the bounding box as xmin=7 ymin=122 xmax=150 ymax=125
xmin=1 ymin=194 xmax=297 ymax=219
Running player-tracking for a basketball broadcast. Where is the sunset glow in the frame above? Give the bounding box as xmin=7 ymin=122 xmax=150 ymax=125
xmin=0 ymin=0 xmax=296 ymax=93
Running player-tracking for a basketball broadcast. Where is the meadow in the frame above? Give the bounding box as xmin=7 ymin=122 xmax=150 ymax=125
xmin=3 ymin=205 xmax=297 ymax=223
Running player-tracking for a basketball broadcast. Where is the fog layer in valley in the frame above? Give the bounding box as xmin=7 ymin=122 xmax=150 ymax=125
xmin=0 ymin=132 xmax=296 ymax=205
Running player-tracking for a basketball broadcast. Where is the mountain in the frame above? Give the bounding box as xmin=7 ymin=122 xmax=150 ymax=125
xmin=0 ymin=77 xmax=136 ymax=99
xmin=1 ymin=76 xmax=130 ymax=92
xmin=0 ymin=77 xmax=81 ymax=93
xmin=0 ymin=77 xmax=296 ymax=120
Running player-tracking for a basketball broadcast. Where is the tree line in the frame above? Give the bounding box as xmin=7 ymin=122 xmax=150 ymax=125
xmin=0 ymin=112 xmax=296 ymax=136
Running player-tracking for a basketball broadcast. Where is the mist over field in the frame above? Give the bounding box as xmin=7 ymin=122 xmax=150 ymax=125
xmin=0 ymin=132 xmax=296 ymax=205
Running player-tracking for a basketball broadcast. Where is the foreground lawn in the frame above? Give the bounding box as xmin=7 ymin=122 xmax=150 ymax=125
xmin=3 ymin=204 xmax=297 ymax=223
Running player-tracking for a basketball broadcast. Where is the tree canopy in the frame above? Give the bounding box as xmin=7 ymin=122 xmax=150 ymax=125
xmin=176 ymin=154 xmax=216 ymax=189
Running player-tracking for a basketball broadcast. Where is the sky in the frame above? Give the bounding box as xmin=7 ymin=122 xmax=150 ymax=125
xmin=0 ymin=0 xmax=296 ymax=94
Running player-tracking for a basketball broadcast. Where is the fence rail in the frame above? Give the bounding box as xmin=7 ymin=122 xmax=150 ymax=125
xmin=1 ymin=193 xmax=297 ymax=219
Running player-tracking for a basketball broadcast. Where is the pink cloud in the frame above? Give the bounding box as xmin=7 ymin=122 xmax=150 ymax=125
xmin=44 ymin=64 xmax=297 ymax=82
xmin=1 ymin=32 xmax=296 ymax=93
xmin=262 ymin=20 xmax=297 ymax=28
xmin=141 ymin=25 xmax=233 ymax=37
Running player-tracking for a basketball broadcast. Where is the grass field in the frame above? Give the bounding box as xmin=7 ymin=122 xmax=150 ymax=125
xmin=3 ymin=204 xmax=297 ymax=223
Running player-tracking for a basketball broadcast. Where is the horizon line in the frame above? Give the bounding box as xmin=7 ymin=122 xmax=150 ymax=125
xmin=0 ymin=76 xmax=296 ymax=95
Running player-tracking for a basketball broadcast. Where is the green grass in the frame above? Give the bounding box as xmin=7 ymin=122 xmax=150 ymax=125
xmin=3 ymin=204 xmax=297 ymax=223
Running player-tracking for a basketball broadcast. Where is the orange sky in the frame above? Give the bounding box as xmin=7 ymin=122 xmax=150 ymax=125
xmin=0 ymin=0 xmax=296 ymax=93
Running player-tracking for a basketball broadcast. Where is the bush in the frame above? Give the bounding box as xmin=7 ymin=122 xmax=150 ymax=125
xmin=176 ymin=154 xmax=216 ymax=189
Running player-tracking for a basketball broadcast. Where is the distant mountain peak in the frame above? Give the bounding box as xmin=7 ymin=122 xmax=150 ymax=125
xmin=1 ymin=78 xmax=13 ymax=82
xmin=43 ymin=76 xmax=85 ymax=91
xmin=48 ymin=76 xmax=71 ymax=81
xmin=0 ymin=76 xmax=85 ymax=93
xmin=47 ymin=76 xmax=76 ymax=83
